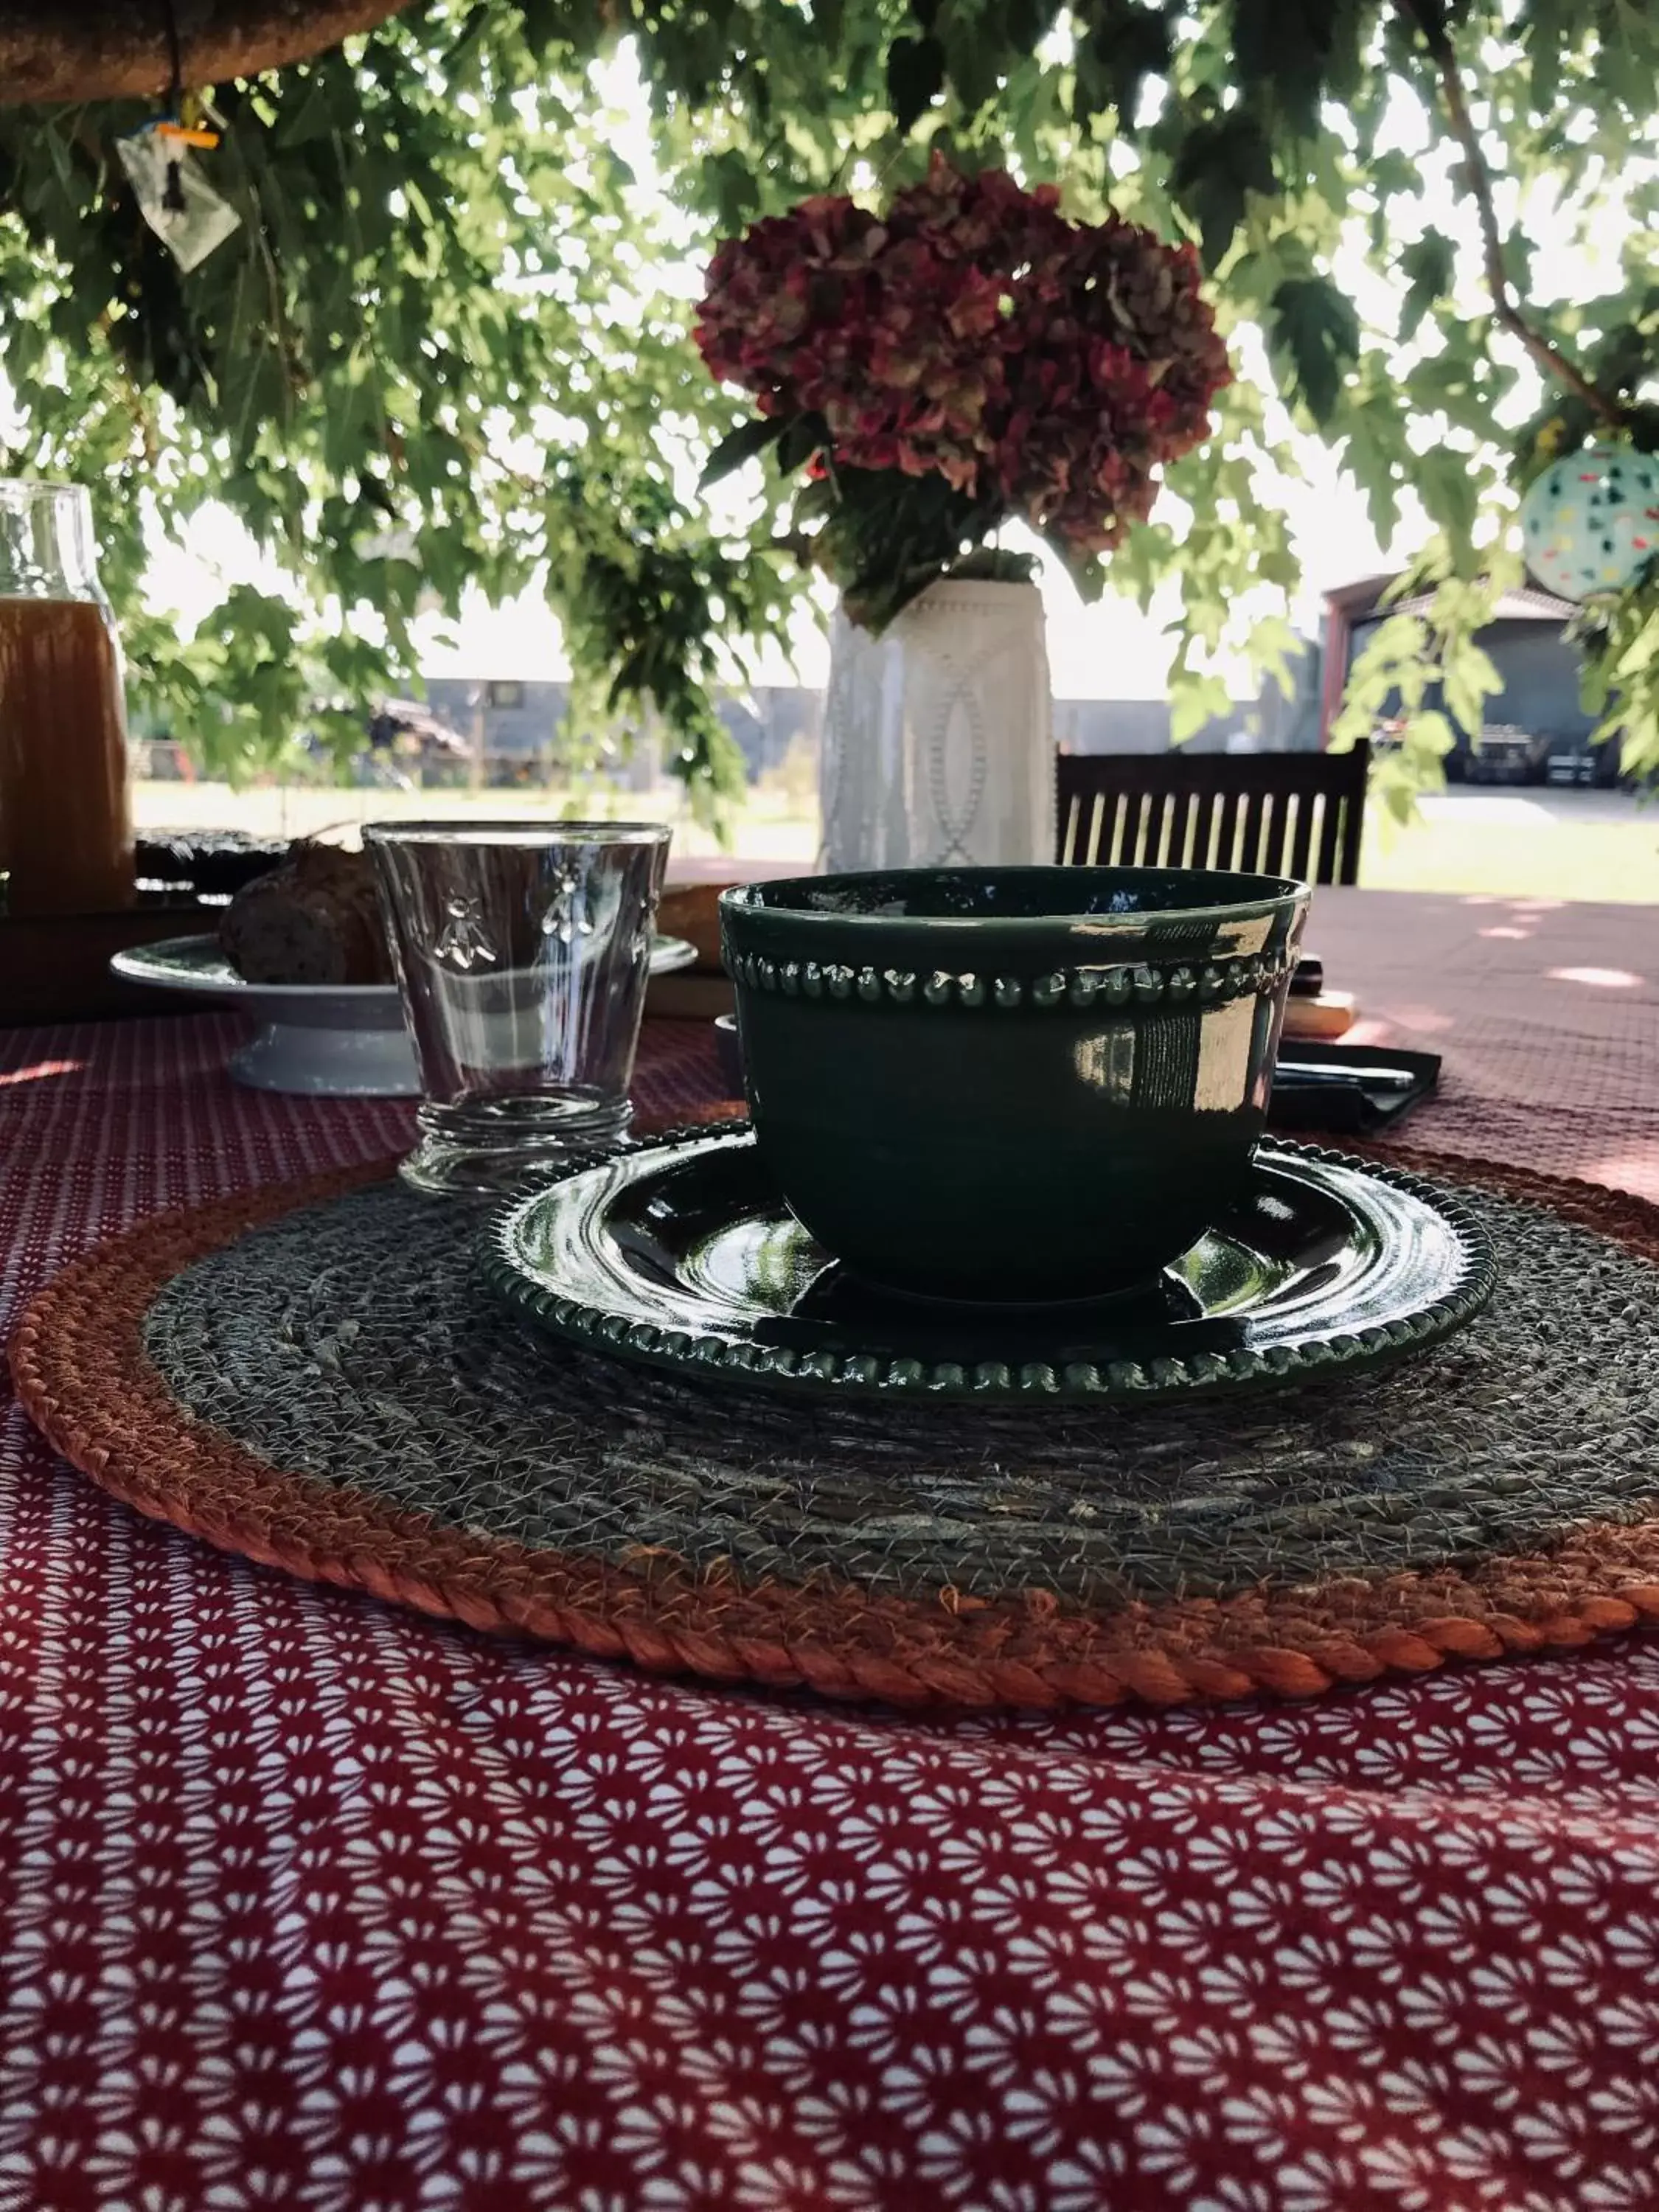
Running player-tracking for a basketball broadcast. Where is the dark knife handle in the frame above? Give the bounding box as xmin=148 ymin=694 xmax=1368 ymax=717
xmin=1289 ymin=956 xmax=1325 ymax=998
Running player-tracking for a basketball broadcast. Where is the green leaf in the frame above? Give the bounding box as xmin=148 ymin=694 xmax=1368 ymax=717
xmin=1270 ymin=275 xmax=1360 ymax=423
xmin=699 ymin=414 xmax=788 ymax=489
xmin=1512 ymin=394 xmax=1596 ymax=486
xmin=1040 ymin=528 xmax=1108 ymax=599
xmin=1169 ymin=670 xmax=1231 ymax=744
xmin=1340 ymin=392 xmax=1405 ymax=543
xmin=278 ymin=80 xmax=339 ymax=148
xmin=0 ymin=0 xmax=1646 ymax=824
xmin=887 ymin=33 xmax=947 ymax=131
xmin=776 ymin=411 xmax=829 ymax=473
xmin=1400 ymin=706 xmax=1455 ymax=757
xmin=1443 ymin=637 xmax=1501 ymax=737
xmin=936 ymin=8 xmax=1006 ymax=114
xmin=1169 ymin=111 xmax=1279 ymax=271
xmin=1414 ymin=449 xmax=1481 ymax=571
xmin=1399 ymin=228 xmax=1455 ymax=343
xmin=1526 ymin=0 xmax=1574 ymax=110
xmin=1368 ymin=150 xmax=1421 ymax=202
xmin=1071 ymin=0 xmax=1172 ymax=126
xmin=703 ymin=149 xmax=760 ymax=232
xmin=1231 ymin=0 xmax=1368 ymax=137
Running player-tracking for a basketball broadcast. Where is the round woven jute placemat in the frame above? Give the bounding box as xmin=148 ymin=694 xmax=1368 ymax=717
xmin=11 ymin=1144 xmax=1659 ymax=1710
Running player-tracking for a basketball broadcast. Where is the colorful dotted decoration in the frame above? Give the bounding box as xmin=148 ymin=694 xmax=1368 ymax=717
xmin=1520 ymin=442 xmax=1659 ymax=602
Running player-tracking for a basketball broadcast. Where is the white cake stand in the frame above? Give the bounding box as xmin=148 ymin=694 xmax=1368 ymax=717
xmin=111 ymin=933 xmax=697 ymax=1097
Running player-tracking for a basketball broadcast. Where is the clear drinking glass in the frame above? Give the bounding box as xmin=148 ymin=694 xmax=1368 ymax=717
xmin=364 ymin=821 xmax=672 ymax=1197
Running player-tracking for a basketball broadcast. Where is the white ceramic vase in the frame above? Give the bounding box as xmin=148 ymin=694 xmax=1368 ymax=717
xmin=818 ymin=577 xmax=1054 ymax=872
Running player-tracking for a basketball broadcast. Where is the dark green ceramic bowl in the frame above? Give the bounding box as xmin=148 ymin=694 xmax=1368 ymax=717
xmin=720 ymin=865 xmax=1311 ymax=1301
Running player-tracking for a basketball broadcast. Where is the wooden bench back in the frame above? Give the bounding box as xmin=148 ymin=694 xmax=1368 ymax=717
xmin=1055 ymin=740 xmax=1370 ymax=885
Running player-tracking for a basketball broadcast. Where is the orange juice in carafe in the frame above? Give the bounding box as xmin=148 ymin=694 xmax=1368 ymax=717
xmin=0 ymin=483 xmax=133 ymax=916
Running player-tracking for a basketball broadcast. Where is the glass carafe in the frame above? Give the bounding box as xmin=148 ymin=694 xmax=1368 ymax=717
xmin=0 ymin=481 xmax=134 ymax=915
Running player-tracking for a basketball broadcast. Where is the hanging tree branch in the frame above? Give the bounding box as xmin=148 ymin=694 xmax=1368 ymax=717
xmin=1399 ymin=0 xmax=1633 ymax=431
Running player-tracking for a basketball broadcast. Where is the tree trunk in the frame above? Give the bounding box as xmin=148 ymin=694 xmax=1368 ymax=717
xmin=0 ymin=1 xmax=414 ymax=103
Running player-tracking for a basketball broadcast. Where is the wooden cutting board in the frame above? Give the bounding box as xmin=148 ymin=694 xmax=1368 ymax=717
xmin=1281 ymin=991 xmax=1357 ymax=1042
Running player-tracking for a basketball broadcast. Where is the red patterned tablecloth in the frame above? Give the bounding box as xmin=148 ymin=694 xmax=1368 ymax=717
xmin=3 ymin=894 xmax=1659 ymax=2212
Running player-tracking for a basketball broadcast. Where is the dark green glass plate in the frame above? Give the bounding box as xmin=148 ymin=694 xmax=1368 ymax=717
xmin=483 ymin=1126 xmax=1495 ymax=1405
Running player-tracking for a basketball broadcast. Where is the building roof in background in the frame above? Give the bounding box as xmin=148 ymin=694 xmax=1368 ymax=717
xmin=1394 ymin=584 xmax=1579 ymax=625
xmin=1326 ymin=572 xmax=1578 ymax=625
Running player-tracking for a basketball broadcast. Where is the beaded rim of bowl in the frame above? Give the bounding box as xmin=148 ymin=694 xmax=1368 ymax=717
xmin=721 ymin=864 xmax=1307 ymax=939
xmin=723 ymin=947 xmax=1295 ymax=1012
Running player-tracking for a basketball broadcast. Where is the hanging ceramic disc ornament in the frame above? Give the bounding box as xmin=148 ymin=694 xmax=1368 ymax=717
xmin=1520 ymin=442 xmax=1659 ymax=602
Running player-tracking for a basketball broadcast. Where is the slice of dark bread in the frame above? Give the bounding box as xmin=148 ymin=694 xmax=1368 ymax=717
xmin=220 ymin=842 xmax=393 ymax=986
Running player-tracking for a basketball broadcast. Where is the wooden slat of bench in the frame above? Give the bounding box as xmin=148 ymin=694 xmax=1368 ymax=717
xmin=1054 ymin=740 xmax=1371 ymax=884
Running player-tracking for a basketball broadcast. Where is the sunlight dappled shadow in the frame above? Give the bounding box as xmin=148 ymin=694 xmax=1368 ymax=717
xmin=0 ymin=1058 xmax=85 ymax=1088
xmin=1585 ymin=1147 xmax=1659 ymax=1198
xmin=1546 ymin=967 xmax=1646 ymax=990
xmin=1347 ymin=1009 xmax=1454 ymax=1041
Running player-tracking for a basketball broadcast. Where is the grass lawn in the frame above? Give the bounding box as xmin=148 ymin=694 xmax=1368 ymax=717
xmin=1361 ymin=790 xmax=1659 ymax=904
xmin=135 ymin=780 xmax=1659 ymax=902
xmin=131 ymin=777 xmax=822 ymax=866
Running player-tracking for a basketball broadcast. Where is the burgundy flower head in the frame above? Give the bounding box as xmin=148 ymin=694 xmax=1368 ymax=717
xmin=695 ymin=153 xmax=1231 ymax=550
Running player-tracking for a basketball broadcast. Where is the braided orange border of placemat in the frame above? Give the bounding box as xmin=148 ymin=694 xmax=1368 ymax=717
xmin=10 ymin=1147 xmax=1659 ymax=1710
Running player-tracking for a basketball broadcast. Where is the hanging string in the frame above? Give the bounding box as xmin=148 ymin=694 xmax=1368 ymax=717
xmin=160 ymin=0 xmax=187 ymax=212
xmin=112 ymin=0 xmax=233 ymax=273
